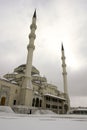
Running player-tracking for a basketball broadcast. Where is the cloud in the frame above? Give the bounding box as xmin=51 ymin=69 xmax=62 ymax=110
xmin=70 ymin=96 xmax=87 ymax=107
xmin=68 ymin=67 xmax=87 ymax=96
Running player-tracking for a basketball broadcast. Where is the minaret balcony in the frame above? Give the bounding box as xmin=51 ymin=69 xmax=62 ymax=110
xmin=62 ymin=64 xmax=66 ymax=67
xmin=30 ymin=24 xmax=37 ymax=30
xmin=29 ymin=33 xmax=36 ymax=39
xmin=27 ymin=44 xmax=35 ymax=50
xmin=62 ymin=72 xmax=67 ymax=75
xmin=61 ymin=56 xmax=65 ymax=60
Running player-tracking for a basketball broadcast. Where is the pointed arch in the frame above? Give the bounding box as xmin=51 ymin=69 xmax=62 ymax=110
xmin=1 ymin=97 xmax=6 ymax=106
xmin=32 ymin=98 xmax=35 ymax=107
xmin=35 ymin=98 xmax=39 ymax=107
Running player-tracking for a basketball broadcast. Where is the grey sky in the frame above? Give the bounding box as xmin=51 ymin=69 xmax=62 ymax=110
xmin=0 ymin=0 xmax=87 ymax=106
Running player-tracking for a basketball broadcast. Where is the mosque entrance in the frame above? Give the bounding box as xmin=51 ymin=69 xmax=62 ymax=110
xmin=1 ymin=97 xmax=6 ymax=105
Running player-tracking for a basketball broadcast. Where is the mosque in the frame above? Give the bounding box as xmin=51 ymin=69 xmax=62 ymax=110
xmin=0 ymin=10 xmax=70 ymax=114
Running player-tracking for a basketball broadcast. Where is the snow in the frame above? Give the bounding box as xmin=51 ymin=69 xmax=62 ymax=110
xmin=44 ymin=93 xmax=66 ymax=100
xmin=0 ymin=114 xmax=87 ymax=130
xmin=76 ymin=108 xmax=87 ymax=111
xmin=0 ymin=106 xmax=14 ymax=113
xmin=33 ymin=109 xmax=56 ymax=114
xmin=0 ymin=106 xmax=87 ymax=130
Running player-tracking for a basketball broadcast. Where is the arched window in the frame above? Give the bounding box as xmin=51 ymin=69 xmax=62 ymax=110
xmin=32 ymin=98 xmax=35 ymax=106
xmin=35 ymin=98 xmax=39 ymax=107
xmin=40 ymin=100 xmax=42 ymax=107
xmin=1 ymin=97 xmax=6 ymax=106
xmin=13 ymin=100 xmax=16 ymax=105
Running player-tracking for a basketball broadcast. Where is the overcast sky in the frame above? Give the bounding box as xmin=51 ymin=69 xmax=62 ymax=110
xmin=0 ymin=0 xmax=87 ymax=107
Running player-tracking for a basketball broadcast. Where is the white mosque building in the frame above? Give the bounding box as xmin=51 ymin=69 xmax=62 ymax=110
xmin=0 ymin=10 xmax=70 ymax=114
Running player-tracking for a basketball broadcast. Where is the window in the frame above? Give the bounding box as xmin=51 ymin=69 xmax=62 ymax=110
xmin=40 ymin=100 xmax=42 ymax=107
xmin=59 ymin=100 xmax=62 ymax=103
xmin=35 ymin=98 xmax=39 ymax=107
xmin=59 ymin=106 xmax=62 ymax=109
xmin=32 ymin=98 xmax=35 ymax=106
xmin=52 ymin=105 xmax=57 ymax=109
xmin=46 ymin=104 xmax=50 ymax=108
xmin=13 ymin=100 xmax=16 ymax=105
xmin=1 ymin=97 xmax=6 ymax=106
xmin=46 ymin=96 xmax=50 ymax=101
xmin=52 ymin=98 xmax=57 ymax=102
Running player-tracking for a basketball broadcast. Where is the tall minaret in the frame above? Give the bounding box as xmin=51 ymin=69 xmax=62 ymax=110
xmin=61 ymin=43 xmax=70 ymax=109
xmin=24 ymin=9 xmax=37 ymax=89
xmin=20 ymin=10 xmax=37 ymax=106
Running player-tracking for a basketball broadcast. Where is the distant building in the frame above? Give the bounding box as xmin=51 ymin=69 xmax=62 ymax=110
xmin=0 ymin=11 xmax=70 ymax=114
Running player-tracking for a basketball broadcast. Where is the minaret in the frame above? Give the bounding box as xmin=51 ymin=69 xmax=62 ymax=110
xmin=20 ymin=10 xmax=37 ymax=106
xmin=24 ymin=9 xmax=37 ymax=89
xmin=61 ymin=43 xmax=70 ymax=109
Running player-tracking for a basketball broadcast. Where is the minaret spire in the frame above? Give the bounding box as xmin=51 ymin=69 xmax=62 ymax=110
xmin=33 ymin=9 xmax=36 ymax=18
xmin=61 ymin=42 xmax=70 ymax=110
xmin=61 ymin=43 xmax=64 ymax=51
xmin=20 ymin=11 xmax=37 ymax=106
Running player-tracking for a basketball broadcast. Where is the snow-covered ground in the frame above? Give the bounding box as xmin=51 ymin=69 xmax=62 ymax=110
xmin=0 ymin=106 xmax=87 ymax=130
xmin=0 ymin=106 xmax=14 ymax=113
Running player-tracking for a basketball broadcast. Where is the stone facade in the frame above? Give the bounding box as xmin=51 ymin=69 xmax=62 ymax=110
xmin=0 ymin=79 xmax=20 ymax=107
xmin=0 ymin=70 xmax=68 ymax=114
